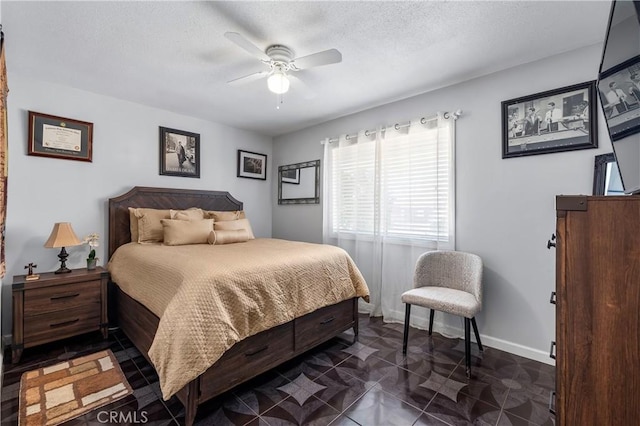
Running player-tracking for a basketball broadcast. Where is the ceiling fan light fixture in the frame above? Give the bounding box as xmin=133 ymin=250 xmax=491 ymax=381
xmin=267 ymin=71 xmax=290 ymax=94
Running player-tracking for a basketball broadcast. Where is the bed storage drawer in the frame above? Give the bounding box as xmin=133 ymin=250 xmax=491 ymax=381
xmin=199 ymin=322 xmax=294 ymax=397
xmin=294 ymin=299 xmax=354 ymax=352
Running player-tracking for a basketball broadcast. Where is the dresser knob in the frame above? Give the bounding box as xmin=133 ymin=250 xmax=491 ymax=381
xmin=547 ymin=233 xmax=556 ymax=249
xmin=550 ymin=291 xmax=556 ymax=304
xmin=549 ymin=341 xmax=556 ymax=359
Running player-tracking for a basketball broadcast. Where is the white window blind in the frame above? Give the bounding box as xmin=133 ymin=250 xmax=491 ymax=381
xmin=330 ymin=140 xmax=376 ymax=234
xmin=328 ymin=116 xmax=454 ymax=245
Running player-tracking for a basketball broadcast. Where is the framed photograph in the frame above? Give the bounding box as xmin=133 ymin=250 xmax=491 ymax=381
xmin=598 ymin=55 xmax=640 ymax=141
xmin=28 ymin=111 xmax=93 ymax=162
xmin=281 ymin=168 xmax=300 ymax=184
xmin=592 ymin=152 xmax=625 ymax=196
xmin=501 ymin=81 xmax=598 ymax=159
xmin=237 ymin=150 xmax=267 ymax=180
xmin=159 ymin=127 xmax=200 ymax=178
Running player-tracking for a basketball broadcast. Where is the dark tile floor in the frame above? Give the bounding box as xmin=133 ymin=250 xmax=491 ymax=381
xmin=1 ymin=316 xmax=556 ymax=425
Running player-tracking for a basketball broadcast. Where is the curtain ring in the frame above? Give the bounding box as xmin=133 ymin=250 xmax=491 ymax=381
xmin=364 ymin=130 xmax=370 ymax=137
xmin=394 ymin=123 xmax=400 ymax=130
xmin=420 ymin=117 xmax=427 ymax=124
xmin=443 ymin=112 xmax=451 ymax=119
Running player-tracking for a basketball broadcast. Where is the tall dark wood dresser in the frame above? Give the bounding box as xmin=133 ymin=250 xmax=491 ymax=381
xmin=553 ymin=196 xmax=640 ymax=424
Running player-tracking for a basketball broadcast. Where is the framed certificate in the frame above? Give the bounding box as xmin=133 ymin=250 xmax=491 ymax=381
xmin=28 ymin=111 xmax=93 ymax=162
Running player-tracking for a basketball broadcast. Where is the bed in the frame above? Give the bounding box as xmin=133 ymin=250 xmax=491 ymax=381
xmin=107 ymin=186 xmax=368 ymax=425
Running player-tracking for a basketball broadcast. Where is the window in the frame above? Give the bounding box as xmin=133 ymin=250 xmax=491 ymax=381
xmin=326 ymin=116 xmax=454 ymax=247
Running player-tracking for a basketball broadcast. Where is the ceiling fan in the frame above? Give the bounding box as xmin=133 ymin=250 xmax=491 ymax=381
xmin=224 ymin=32 xmax=342 ymax=97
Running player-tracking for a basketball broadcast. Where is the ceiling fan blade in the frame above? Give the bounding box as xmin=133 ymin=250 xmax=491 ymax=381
xmin=288 ymin=74 xmax=316 ymax=99
xmin=292 ymin=49 xmax=342 ymax=70
xmin=224 ymin=32 xmax=270 ymax=62
xmin=227 ymin=70 xmax=269 ymax=86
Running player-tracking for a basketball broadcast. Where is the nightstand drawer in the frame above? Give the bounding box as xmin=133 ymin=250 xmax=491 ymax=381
xmin=24 ymin=306 xmax=101 ymax=347
xmin=24 ymin=280 xmax=100 ymax=316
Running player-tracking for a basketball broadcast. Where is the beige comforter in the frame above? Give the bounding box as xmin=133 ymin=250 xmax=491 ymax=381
xmin=108 ymin=238 xmax=369 ymax=399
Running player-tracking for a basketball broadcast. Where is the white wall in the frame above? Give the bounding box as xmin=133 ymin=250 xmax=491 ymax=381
xmin=1 ymin=75 xmax=273 ymax=335
xmin=272 ymin=43 xmax=614 ymax=363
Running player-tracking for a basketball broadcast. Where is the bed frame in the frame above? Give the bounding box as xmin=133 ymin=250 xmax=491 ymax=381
xmin=108 ymin=186 xmax=359 ymax=425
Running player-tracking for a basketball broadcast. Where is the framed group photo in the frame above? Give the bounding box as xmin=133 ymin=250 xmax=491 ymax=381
xmin=237 ymin=150 xmax=267 ymax=180
xmin=28 ymin=111 xmax=93 ymax=162
xmin=597 ymin=55 xmax=640 ymax=141
xmin=501 ymin=81 xmax=598 ymax=159
xmin=159 ymin=126 xmax=200 ymax=178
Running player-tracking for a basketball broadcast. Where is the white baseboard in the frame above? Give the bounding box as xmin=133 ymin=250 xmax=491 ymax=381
xmin=368 ymin=308 xmax=555 ymax=366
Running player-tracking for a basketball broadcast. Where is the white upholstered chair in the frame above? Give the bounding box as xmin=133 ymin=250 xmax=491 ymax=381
xmin=401 ymin=250 xmax=483 ymax=377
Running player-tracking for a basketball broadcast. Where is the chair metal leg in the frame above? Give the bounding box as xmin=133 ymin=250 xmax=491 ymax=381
xmin=464 ymin=318 xmax=471 ymax=378
xmin=402 ymin=304 xmax=411 ymax=354
xmin=471 ymin=317 xmax=483 ymax=352
xmin=428 ymin=309 xmax=435 ymax=336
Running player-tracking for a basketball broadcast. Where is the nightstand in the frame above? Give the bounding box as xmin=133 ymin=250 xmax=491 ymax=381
xmin=12 ymin=267 xmax=108 ymax=363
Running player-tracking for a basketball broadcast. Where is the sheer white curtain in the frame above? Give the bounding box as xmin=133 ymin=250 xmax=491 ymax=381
xmin=322 ymin=114 xmax=455 ymax=322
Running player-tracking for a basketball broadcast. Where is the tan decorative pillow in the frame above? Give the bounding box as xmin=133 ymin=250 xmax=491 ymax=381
xmin=213 ymin=218 xmax=255 ymax=239
xmin=161 ymin=219 xmax=214 ymax=246
xmin=128 ymin=207 xmax=139 ymax=242
xmin=207 ymin=229 xmax=250 ymax=245
xmin=130 ymin=208 xmax=171 ymax=243
xmin=170 ymin=208 xmax=205 ymax=221
xmin=205 ymin=210 xmax=247 ymax=221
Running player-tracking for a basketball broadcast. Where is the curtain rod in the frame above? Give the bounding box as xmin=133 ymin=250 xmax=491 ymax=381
xmin=322 ymin=110 xmax=462 ymax=145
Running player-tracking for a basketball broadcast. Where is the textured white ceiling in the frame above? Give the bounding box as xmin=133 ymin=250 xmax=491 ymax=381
xmin=3 ymin=1 xmax=611 ymax=136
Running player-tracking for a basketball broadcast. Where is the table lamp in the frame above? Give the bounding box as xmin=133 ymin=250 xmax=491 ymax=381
xmin=44 ymin=222 xmax=81 ymax=274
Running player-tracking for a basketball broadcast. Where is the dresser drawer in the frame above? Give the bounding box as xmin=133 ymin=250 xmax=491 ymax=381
xmin=24 ymin=305 xmax=101 ymax=347
xmin=24 ymin=280 xmax=100 ymax=316
xmin=294 ymin=299 xmax=354 ymax=352
xmin=199 ymin=322 xmax=294 ymax=397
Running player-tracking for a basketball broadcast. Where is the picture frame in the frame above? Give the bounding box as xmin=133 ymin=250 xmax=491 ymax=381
xmin=598 ymin=55 xmax=640 ymax=141
xmin=501 ymin=81 xmax=598 ymax=159
xmin=281 ymin=168 xmax=300 ymax=184
xmin=237 ymin=150 xmax=267 ymax=180
xmin=159 ymin=126 xmax=200 ymax=178
xmin=28 ymin=111 xmax=93 ymax=162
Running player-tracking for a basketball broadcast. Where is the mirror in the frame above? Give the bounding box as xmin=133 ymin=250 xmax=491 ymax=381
xmin=596 ymin=0 xmax=640 ymax=193
xmin=593 ymin=153 xmax=625 ymax=195
xmin=278 ymin=160 xmax=320 ymax=205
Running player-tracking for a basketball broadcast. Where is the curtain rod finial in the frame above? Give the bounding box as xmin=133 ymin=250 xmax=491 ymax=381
xmin=444 ymin=110 xmax=462 ymax=120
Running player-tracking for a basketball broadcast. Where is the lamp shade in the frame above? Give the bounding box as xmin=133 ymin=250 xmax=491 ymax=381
xmin=43 ymin=223 xmax=82 ymax=248
xmin=267 ymin=71 xmax=290 ymax=94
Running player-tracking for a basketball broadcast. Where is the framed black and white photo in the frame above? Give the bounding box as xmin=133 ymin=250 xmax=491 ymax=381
xmin=501 ymin=81 xmax=598 ymax=159
xmin=237 ymin=150 xmax=267 ymax=180
xmin=28 ymin=111 xmax=93 ymax=162
xmin=598 ymin=55 xmax=640 ymax=141
xmin=159 ymin=127 xmax=200 ymax=178
xmin=281 ymin=168 xmax=300 ymax=184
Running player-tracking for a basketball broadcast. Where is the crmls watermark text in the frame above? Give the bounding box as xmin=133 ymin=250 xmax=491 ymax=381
xmin=97 ymin=410 xmax=148 ymax=424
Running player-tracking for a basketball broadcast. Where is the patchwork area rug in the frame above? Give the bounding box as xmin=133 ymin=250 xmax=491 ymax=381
xmin=18 ymin=349 xmax=133 ymax=426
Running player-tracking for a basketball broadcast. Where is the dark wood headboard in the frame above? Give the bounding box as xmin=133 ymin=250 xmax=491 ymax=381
xmin=108 ymin=186 xmax=243 ymax=259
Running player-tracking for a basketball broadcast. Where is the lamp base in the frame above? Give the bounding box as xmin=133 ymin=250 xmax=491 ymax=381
xmin=55 ymin=246 xmax=72 ymax=274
